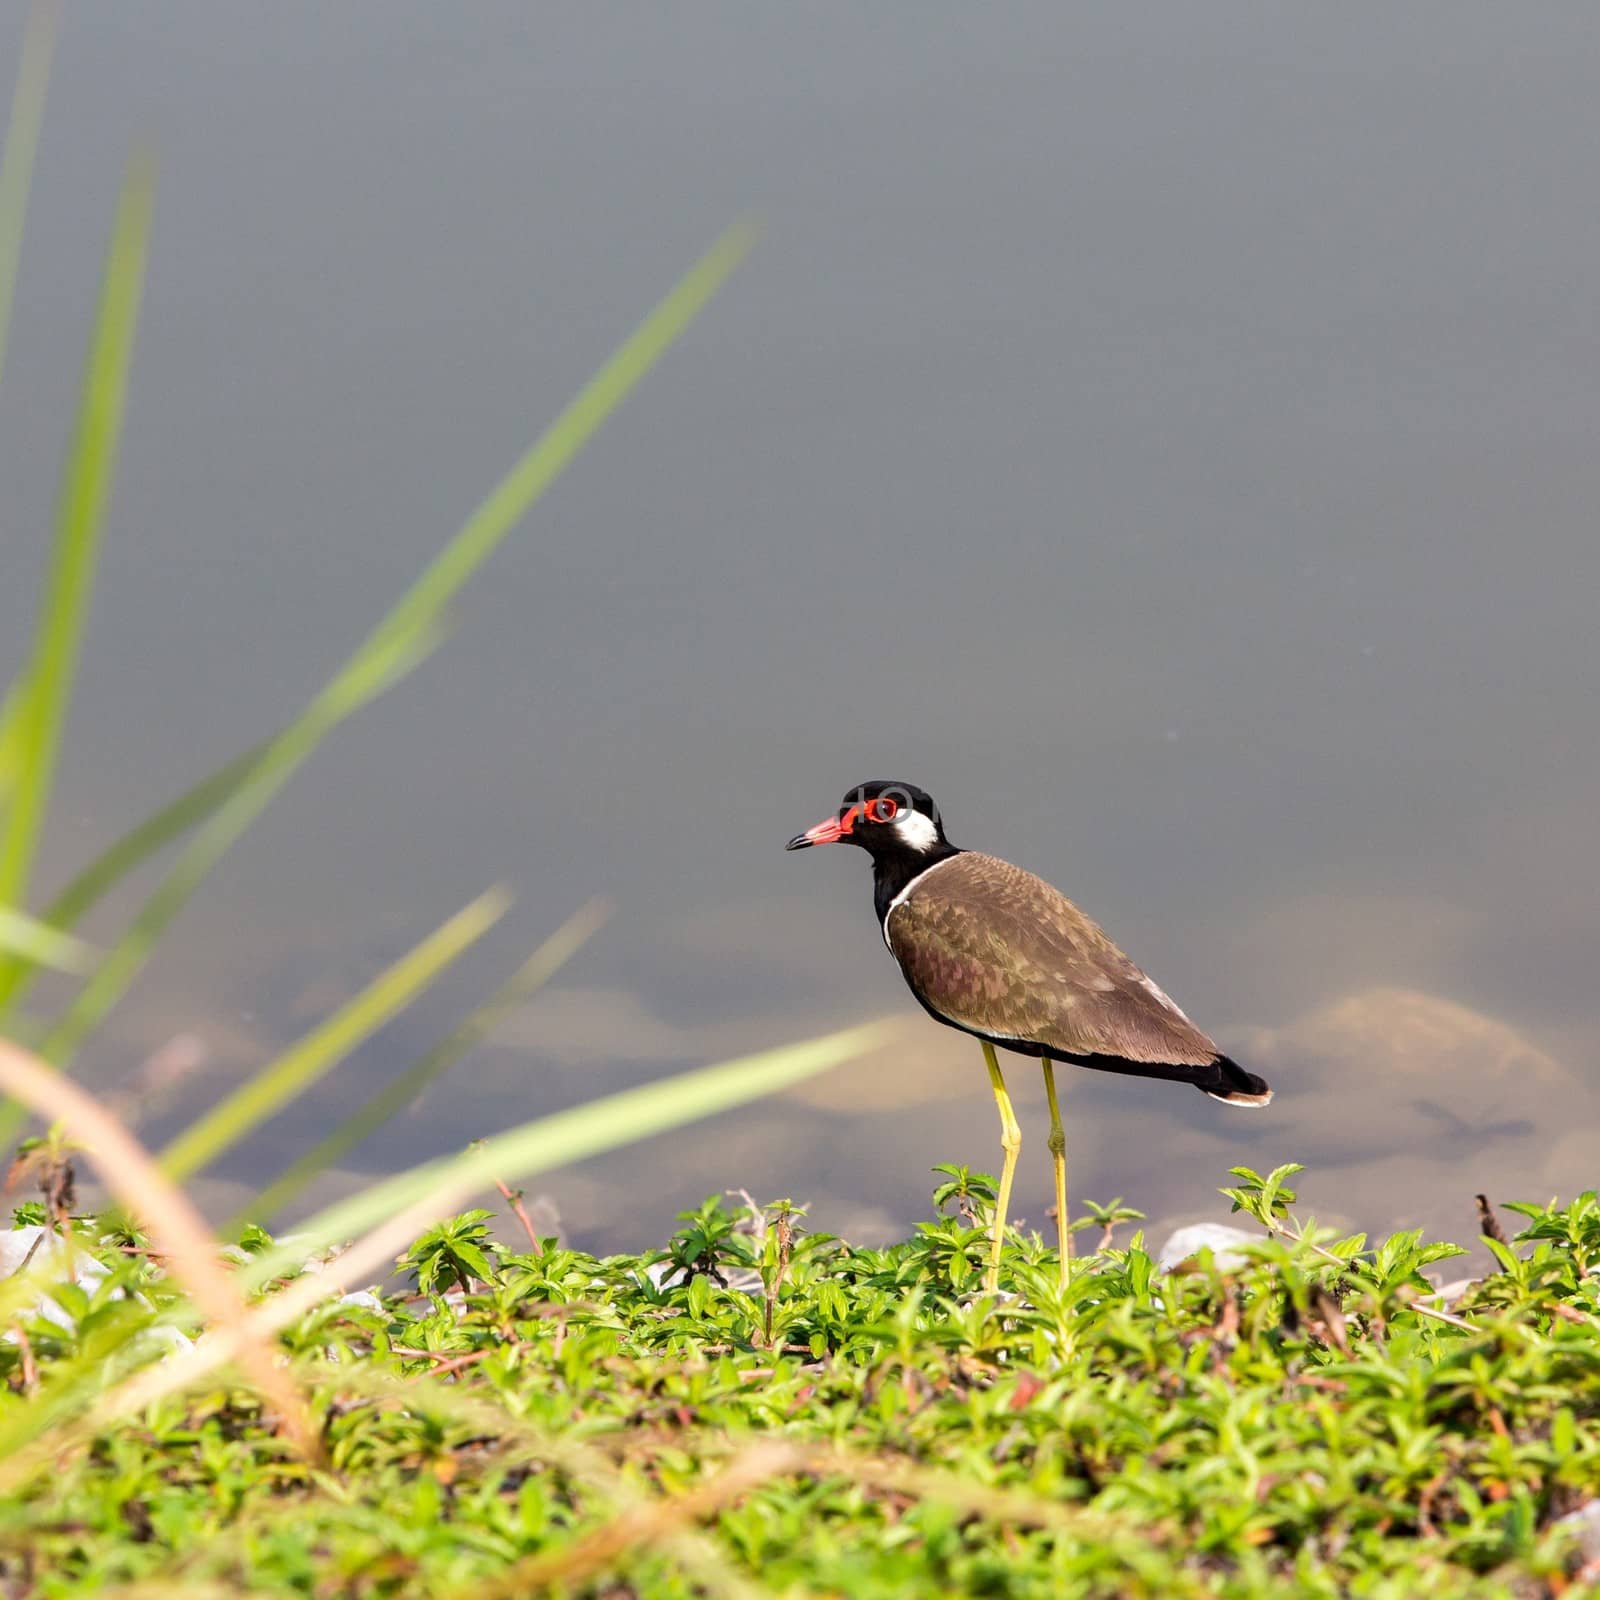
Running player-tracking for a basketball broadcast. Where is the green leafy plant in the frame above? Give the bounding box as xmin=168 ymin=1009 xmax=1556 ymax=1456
xmin=401 ymin=1209 xmax=502 ymax=1298
xmin=664 ymin=1193 xmax=757 ymax=1287
xmin=5 ymin=1163 xmax=1599 ymax=1597
xmin=1220 ymin=1160 xmax=1305 ymax=1227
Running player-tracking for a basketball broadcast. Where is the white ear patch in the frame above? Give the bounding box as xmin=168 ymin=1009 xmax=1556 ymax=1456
xmin=892 ymin=810 xmax=940 ymax=853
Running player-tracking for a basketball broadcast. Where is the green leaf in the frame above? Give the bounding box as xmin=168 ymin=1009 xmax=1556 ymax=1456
xmin=1482 ymin=1236 xmax=1523 ymax=1278
xmin=1553 ymin=1406 xmax=1576 ymax=1458
xmin=688 ymin=1273 xmax=711 ymax=1320
xmin=446 ymin=1240 xmax=498 ymax=1287
xmin=157 ymin=887 xmax=510 ymax=1183
xmin=0 ymin=907 xmax=92 ymax=973
xmin=0 ymin=153 xmax=151 ymax=949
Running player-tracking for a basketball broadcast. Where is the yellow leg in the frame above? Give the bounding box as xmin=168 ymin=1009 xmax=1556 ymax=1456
xmin=1043 ymin=1058 xmax=1069 ymax=1286
xmin=981 ymin=1041 xmax=1021 ymax=1294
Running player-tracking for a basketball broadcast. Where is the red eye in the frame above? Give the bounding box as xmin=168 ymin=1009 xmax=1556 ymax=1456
xmin=866 ymin=796 xmax=899 ymax=823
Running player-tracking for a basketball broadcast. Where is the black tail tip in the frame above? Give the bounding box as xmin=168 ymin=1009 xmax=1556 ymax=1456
xmin=1202 ymin=1055 xmax=1273 ymax=1108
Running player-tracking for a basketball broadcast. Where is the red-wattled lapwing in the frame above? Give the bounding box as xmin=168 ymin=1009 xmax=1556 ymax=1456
xmin=786 ymin=781 xmax=1271 ymax=1293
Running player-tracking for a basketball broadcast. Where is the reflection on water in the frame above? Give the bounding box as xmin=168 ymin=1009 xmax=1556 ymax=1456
xmin=135 ymin=956 xmax=1597 ymax=1272
xmin=5 ymin=5 xmax=1599 ymax=1255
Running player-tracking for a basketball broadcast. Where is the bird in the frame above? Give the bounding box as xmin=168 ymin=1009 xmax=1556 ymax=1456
xmin=785 ymin=780 xmax=1271 ymax=1294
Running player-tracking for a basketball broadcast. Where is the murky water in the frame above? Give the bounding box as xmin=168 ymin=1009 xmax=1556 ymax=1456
xmin=4 ymin=6 xmax=1598 ymax=1257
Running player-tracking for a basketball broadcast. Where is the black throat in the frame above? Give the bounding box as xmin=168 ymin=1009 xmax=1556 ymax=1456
xmin=870 ymin=841 xmax=962 ymax=927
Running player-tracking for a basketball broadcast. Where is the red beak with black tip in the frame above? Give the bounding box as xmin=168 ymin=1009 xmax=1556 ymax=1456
xmin=785 ymin=804 xmax=860 ymax=850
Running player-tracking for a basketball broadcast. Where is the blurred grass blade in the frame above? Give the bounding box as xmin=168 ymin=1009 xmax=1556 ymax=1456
xmin=41 ymin=738 xmax=271 ymax=934
xmin=1 ymin=222 xmax=754 ymax=1075
xmin=238 ymin=896 xmax=610 ymax=1228
xmin=243 ymin=1020 xmax=892 ymax=1287
xmin=0 ymin=1032 xmax=320 ymax=1463
xmin=0 ymin=1019 xmax=890 ymax=1492
xmin=158 ymin=886 xmax=511 ymax=1184
xmin=6 ymin=612 xmax=445 ymax=1086
xmin=0 ymin=734 xmax=272 ymax=1025
xmin=361 ymin=221 xmax=757 ymax=667
xmin=0 ymin=683 xmax=22 ymax=813
xmin=0 ymin=0 xmax=56 ymax=398
xmin=0 ymin=906 xmax=92 ymax=972
xmin=0 ymin=155 xmax=152 ymax=965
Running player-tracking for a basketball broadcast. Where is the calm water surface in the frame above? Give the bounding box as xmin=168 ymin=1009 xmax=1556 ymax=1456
xmin=3 ymin=6 xmax=1598 ymax=1254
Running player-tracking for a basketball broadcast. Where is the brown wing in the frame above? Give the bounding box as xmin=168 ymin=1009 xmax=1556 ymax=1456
xmin=887 ymin=852 xmax=1219 ymax=1065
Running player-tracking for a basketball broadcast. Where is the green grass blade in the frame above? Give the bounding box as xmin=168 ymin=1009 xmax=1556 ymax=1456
xmin=6 ymin=613 xmax=445 ymax=1082
xmin=361 ymin=221 xmax=758 ymax=666
xmin=157 ymin=886 xmax=511 ymax=1184
xmin=1 ymin=222 xmax=754 ymax=1069
xmin=0 ymin=0 xmax=56 ymax=399
xmin=0 ymin=154 xmax=152 ymax=951
xmin=0 ymin=738 xmax=269 ymax=1023
xmin=235 ymin=897 xmax=610 ymax=1229
xmin=0 ymin=683 xmax=24 ymax=816
xmin=241 ymin=1020 xmax=892 ymax=1288
xmin=0 ymin=906 xmax=92 ymax=973
xmin=44 ymin=740 xmax=272 ymax=933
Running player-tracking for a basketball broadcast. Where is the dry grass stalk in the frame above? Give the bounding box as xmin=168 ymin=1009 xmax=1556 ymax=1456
xmin=229 ymin=1365 xmax=1135 ymax=1597
xmin=0 ymin=1035 xmax=319 ymax=1462
xmin=0 ymin=1150 xmax=500 ymax=1492
xmin=806 ymin=1445 xmax=1127 ymax=1534
xmin=28 ymin=1079 xmax=648 ymax=1483
xmin=492 ymin=1175 xmax=542 ymax=1253
xmin=436 ymin=1430 xmax=1134 ymax=1596
xmin=312 ymin=1370 xmax=771 ymax=1600
xmin=449 ymin=1439 xmax=805 ymax=1599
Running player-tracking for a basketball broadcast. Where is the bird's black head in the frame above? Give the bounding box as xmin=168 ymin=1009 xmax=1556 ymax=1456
xmin=785 ymin=780 xmax=954 ymax=861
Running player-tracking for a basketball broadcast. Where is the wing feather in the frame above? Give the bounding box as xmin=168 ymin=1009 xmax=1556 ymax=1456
xmin=887 ymin=853 xmax=1219 ymax=1065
